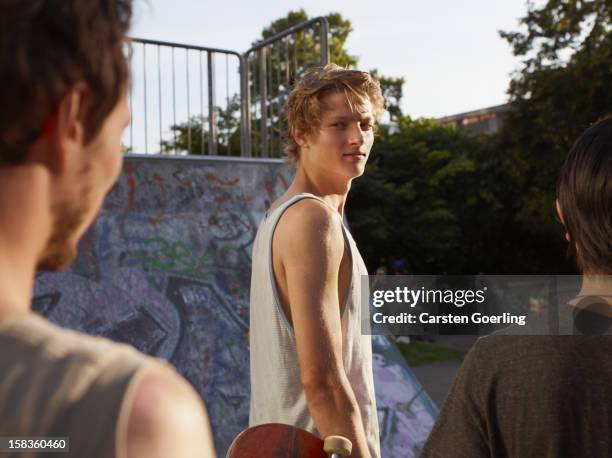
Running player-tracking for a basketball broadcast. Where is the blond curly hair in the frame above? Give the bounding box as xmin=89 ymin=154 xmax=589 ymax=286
xmin=283 ymin=64 xmax=385 ymax=165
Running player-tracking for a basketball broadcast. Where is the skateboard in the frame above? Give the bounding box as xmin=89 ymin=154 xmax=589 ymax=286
xmin=227 ymin=423 xmax=352 ymax=457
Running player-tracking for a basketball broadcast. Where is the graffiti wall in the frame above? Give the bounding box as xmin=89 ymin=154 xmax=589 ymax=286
xmin=34 ymin=155 xmax=436 ymax=457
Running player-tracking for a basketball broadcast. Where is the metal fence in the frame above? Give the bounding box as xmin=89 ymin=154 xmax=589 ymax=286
xmin=127 ymin=39 xmax=246 ymax=156
xmin=244 ymin=17 xmax=329 ymax=157
xmin=125 ymin=17 xmax=329 ymax=158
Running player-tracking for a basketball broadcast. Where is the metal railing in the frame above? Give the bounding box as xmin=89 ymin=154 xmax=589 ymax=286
xmin=126 ymin=17 xmax=329 ymax=158
xmin=244 ymin=17 xmax=329 ymax=157
xmin=127 ymin=38 xmax=246 ymax=156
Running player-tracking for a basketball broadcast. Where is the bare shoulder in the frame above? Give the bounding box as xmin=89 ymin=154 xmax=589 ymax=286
xmin=126 ymin=363 xmax=216 ymax=458
xmin=275 ymin=198 xmax=343 ymax=250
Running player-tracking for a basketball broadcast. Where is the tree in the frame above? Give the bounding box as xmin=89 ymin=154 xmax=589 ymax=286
xmin=162 ymin=94 xmax=241 ymax=155
xmin=369 ymin=69 xmax=405 ymax=121
xmin=348 ymin=0 xmax=612 ymax=275
xmin=250 ymin=10 xmax=406 ymax=154
xmin=496 ymin=0 xmax=612 ymax=261
xmin=259 ymin=9 xmax=358 ymax=68
xmin=500 ymin=0 xmax=612 ymax=73
xmin=258 ymin=11 xmax=407 ymax=121
xmin=500 ymin=0 xmax=612 ymax=158
xmin=347 ymin=118 xmax=521 ymax=274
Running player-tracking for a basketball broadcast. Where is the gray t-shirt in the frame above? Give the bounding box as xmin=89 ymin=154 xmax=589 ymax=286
xmin=0 ymin=313 xmax=152 ymax=458
xmin=421 ymin=304 xmax=612 ymax=457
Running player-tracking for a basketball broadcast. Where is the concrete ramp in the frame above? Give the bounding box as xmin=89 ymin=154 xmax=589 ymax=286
xmin=34 ymin=155 xmax=436 ymax=457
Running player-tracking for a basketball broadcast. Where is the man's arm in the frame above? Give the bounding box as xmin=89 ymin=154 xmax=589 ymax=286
xmin=420 ymin=345 xmax=488 ymax=458
xmin=126 ymin=365 xmax=216 ymax=458
xmin=276 ymin=200 xmax=371 ymax=458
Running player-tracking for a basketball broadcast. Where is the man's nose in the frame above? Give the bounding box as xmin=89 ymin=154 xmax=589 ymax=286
xmin=348 ymin=124 xmax=365 ymax=146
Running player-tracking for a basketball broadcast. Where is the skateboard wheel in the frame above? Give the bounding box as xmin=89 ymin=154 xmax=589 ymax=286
xmin=323 ymin=435 xmax=352 ymax=456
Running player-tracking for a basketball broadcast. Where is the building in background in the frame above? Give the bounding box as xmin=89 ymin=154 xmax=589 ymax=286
xmin=437 ymin=103 xmax=510 ymax=136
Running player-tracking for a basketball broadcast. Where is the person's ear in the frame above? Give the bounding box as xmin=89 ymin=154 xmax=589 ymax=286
xmin=40 ymin=84 xmax=87 ymax=174
xmin=292 ymin=127 xmax=309 ymax=150
xmin=556 ymin=199 xmax=570 ymax=242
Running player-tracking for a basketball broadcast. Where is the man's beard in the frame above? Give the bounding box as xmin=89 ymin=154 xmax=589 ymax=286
xmin=36 ymin=197 xmax=91 ymax=271
xmin=37 ymin=161 xmax=95 ymax=272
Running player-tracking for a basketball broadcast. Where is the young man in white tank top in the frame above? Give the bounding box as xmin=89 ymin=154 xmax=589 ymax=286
xmin=0 ymin=2 xmax=215 ymax=457
xmin=249 ymin=64 xmax=385 ymax=458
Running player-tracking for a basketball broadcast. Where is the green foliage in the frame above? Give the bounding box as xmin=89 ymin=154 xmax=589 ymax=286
xmin=496 ymin=0 xmax=612 ymax=249
xmin=350 ymin=119 xmax=508 ymax=273
xmin=499 ymin=0 xmax=611 ymax=72
xmin=369 ymin=69 xmax=405 ymax=121
xmin=260 ymin=10 xmax=406 ymax=121
xmin=162 ymin=94 xmax=241 ymax=155
xmin=347 ymin=1 xmax=612 ymax=275
xmin=250 ymin=10 xmax=404 ymax=155
xmin=348 ymin=115 xmax=571 ymax=274
xmin=260 ymin=9 xmax=309 ymax=39
xmin=396 ymin=341 xmax=467 ymax=367
xmin=259 ymin=9 xmax=358 ymax=68
xmin=499 ymin=0 xmax=612 ymax=161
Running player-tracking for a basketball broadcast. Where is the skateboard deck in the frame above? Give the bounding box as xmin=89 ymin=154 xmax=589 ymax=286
xmin=227 ymin=423 xmax=351 ymax=458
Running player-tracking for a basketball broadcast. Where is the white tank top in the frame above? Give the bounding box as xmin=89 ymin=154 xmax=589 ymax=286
xmin=248 ymin=193 xmax=380 ymax=458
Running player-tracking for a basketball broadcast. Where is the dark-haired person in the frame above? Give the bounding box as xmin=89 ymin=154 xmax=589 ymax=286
xmin=0 ymin=2 xmax=215 ymax=457
xmin=421 ymin=117 xmax=612 ymax=457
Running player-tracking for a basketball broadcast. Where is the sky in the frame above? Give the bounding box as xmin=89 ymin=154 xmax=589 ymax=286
xmin=131 ymin=0 xmax=529 ymax=120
